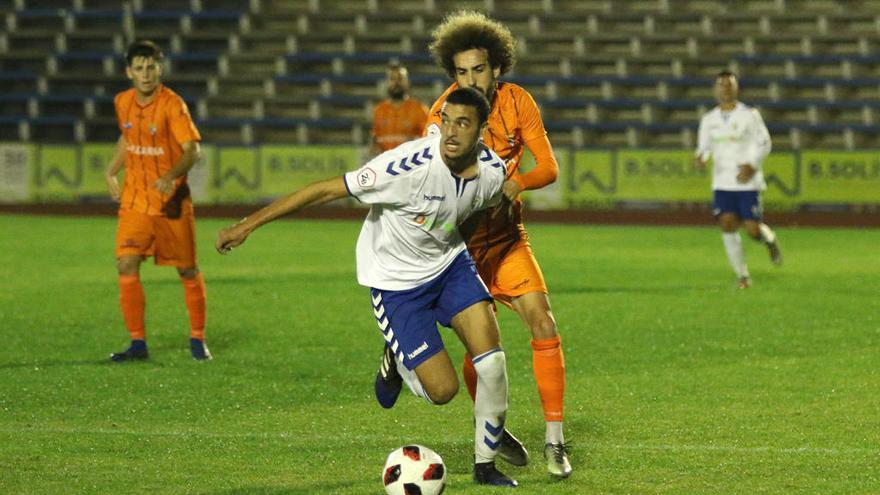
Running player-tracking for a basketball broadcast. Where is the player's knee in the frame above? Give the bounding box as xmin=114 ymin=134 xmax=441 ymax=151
xmin=177 ymin=267 xmax=199 ymax=279
xmin=116 ymin=257 xmax=140 ymax=275
xmin=530 ymin=313 xmax=558 ymax=340
xmin=426 ymin=380 xmax=458 ymax=405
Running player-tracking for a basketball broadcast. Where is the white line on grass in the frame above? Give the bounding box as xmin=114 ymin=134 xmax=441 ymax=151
xmin=1 ymin=427 xmax=877 ymax=456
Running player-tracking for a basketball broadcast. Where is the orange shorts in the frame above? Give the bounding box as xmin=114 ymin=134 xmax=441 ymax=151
xmin=473 ymin=238 xmax=548 ymax=306
xmin=115 ymin=205 xmax=197 ymax=267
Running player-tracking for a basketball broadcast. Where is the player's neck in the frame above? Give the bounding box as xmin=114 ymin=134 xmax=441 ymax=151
xmin=719 ymin=100 xmax=737 ymax=111
xmin=443 ymin=148 xmax=480 ymax=178
xmin=389 ymin=94 xmax=409 ymax=105
xmin=135 ymin=85 xmax=161 ymax=105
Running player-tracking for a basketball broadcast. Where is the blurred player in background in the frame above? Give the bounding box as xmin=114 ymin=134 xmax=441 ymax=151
xmin=695 ymin=70 xmax=782 ymax=289
xmin=421 ymin=10 xmax=571 ymax=478
xmin=104 ymin=40 xmax=210 ymax=361
xmin=218 ymin=88 xmax=519 ymax=487
xmin=369 ymin=61 xmax=430 ymax=156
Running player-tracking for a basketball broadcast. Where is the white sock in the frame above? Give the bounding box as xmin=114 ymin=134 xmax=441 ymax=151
xmin=473 ymin=348 xmax=508 ymax=464
xmin=722 ymin=232 xmax=749 ymax=278
xmin=397 ymin=358 xmax=434 ymax=405
xmin=546 ymin=421 xmax=564 ymax=445
xmin=758 ymin=223 xmax=776 ymax=244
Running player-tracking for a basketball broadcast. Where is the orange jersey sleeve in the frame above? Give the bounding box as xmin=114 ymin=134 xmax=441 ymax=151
xmin=372 ymin=98 xmax=430 ymax=152
xmin=116 ymin=85 xmax=201 ymax=216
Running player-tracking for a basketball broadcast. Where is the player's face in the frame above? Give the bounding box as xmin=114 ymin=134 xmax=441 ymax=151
xmin=440 ymin=103 xmax=486 ymax=161
xmin=714 ymin=75 xmax=739 ymax=104
xmin=452 ymin=48 xmax=501 ymax=103
xmin=386 ymin=67 xmax=410 ymax=99
xmin=126 ymin=56 xmax=162 ymax=96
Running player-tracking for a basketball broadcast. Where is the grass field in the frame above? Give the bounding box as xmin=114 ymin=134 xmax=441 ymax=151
xmin=0 ymin=213 xmax=878 ymax=494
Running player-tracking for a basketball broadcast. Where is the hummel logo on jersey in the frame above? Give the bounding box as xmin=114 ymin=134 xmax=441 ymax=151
xmin=407 ymin=341 xmax=429 ymax=360
xmin=423 ymin=194 xmax=446 ymax=201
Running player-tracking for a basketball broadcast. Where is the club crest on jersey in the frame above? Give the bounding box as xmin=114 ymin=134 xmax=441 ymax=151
xmin=357 ymin=167 xmax=376 ymax=188
xmin=123 ymin=122 xmax=133 ymax=129
xmin=149 ymin=124 xmax=157 ymax=135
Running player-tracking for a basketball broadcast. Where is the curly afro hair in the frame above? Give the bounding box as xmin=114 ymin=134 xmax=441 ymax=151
xmin=429 ymin=10 xmax=517 ymax=78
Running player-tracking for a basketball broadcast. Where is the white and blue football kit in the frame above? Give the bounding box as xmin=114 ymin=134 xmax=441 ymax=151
xmin=343 ymin=134 xmax=506 ymax=370
xmin=696 ymin=102 xmax=772 ymax=220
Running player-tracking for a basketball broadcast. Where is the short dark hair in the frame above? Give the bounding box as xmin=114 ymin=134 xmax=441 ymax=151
xmin=717 ymin=69 xmax=736 ymax=79
xmin=125 ymin=40 xmax=163 ymax=66
xmin=444 ymin=87 xmax=490 ymax=125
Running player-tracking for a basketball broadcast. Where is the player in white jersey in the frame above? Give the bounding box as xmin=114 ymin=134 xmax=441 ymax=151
xmin=695 ymin=70 xmax=782 ymax=288
xmin=216 ymin=88 xmax=519 ymax=487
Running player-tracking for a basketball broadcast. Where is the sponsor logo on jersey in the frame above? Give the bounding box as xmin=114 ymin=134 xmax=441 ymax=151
xmin=423 ymin=194 xmax=446 ymax=201
xmin=126 ymin=144 xmax=165 ymax=156
xmin=407 ymin=341 xmax=429 ymax=360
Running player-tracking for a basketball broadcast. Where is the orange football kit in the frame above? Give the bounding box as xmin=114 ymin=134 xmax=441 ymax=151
xmin=427 ymin=82 xmax=564 ymax=422
xmin=373 ymin=97 xmax=430 ymax=152
xmin=114 ymin=85 xmax=205 ymax=342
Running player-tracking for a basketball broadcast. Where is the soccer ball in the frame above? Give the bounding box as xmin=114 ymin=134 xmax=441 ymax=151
xmin=382 ymin=444 xmax=447 ymax=495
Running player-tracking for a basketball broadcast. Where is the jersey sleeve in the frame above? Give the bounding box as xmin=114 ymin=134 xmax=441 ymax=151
xmin=343 ymin=150 xmax=412 ymax=206
xmin=167 ymin=95 xmax=201 ymax=144
xmin=695 ymin=114 xmax=712 ymax=162
xmin=747 ymin=108 xmax=772 ymax=168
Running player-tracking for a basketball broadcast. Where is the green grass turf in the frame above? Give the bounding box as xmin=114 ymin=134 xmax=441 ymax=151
xmin=0 ymin=214 xmax=878 ymax=494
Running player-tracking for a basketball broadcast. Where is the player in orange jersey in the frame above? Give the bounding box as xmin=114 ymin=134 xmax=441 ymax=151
xmin=104 ymin=40 xmax=210 ymax=361
xmin=369 ymin=61 xmax=430 ymax=156
xmin=427 ymin=10 xmax=570 ymax=477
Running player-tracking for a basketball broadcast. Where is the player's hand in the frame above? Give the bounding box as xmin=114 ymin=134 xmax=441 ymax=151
xmin=501 ymin=179 xmax=522 ymax=202
xmin=106 ymin=174 xmax=120 ymax=202
xmin=737 ymin=164 xmax=756 ymax=183
xmin=154 ymin=175 xmax=175 ymax=195
xmin=693 ymin=156 xmax=706 ymax=173
xmin=216 ymin=222 xmax=250 ymax=254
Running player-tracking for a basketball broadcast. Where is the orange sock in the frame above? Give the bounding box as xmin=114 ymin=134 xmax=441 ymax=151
xmin=532 ymin=335 xmax=565 ymax=422
xmin=118 ymin=274 xmax=145 ymax=340
xmin=462 ymin=353 xmax=477 ymax=401
xmin=181 ymin=273 xmax=206 ymax=341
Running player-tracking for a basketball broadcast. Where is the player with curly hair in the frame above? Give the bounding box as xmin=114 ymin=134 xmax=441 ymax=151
xmin=395 ymin=10 xmax=571 ymax=478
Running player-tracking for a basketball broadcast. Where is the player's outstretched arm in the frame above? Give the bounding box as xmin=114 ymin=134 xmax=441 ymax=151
xmin=216 ymin=176 xmax=349 ymax=254
xmin=104 ymin=135 xmax=127 ymax=202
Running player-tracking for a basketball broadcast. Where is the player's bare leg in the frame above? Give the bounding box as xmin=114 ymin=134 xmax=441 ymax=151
xmin=178 ymin=266 xmax=211 ymax=360
xmin=743 ymin=219 xmax=782 ymax=266
xmin=111 ymin=255 xmax=149 ymax=361
xmin=511 ymin=291 xmax=571 ymax=478
xmin=719 ymin=214 xmax=751 ymax=288
xmin=451 ymin=301 xmax=518 ymax=487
